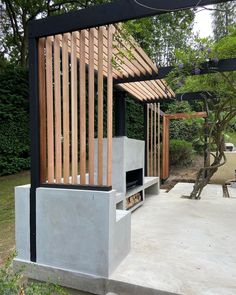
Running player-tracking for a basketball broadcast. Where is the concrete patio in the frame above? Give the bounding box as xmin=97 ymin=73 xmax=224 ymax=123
xmin=15 ymin=183 xmax=236 ymax=295
xmin=110 ymin=183 xmax=236 ymax=295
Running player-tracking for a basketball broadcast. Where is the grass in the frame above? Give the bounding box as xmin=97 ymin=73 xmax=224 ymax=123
xmin=0 ymin=171 xmax=30 ymax=265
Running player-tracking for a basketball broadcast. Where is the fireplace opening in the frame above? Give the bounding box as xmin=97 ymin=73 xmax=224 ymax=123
xmin=126 ymin=168 xmax=143 ymax=191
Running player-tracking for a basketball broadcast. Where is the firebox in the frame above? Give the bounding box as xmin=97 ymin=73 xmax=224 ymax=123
xmin=126 ymin=168 xmax=143 ymax=191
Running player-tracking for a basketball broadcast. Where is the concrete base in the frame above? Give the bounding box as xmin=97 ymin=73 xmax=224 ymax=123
xmin=15 ymin=184 xmax=236 ymax=295
xmin=15 ymin=186 xmax=131 ymax=278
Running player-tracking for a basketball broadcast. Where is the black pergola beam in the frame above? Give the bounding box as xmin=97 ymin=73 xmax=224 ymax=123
xmin=114 ymin=58 xmax=236 ymax=84
xmin=29 ymin=0 xmax=235 ymax=38
xmin=143 ymin=91 xmax=213 ymax=103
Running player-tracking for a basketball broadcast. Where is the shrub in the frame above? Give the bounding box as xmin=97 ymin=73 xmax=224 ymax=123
xmin=0 ymin=65 xmax=30 ymax=175
xmin=169 ymin=139 xmax=194 ymax=166
xmin=0 ymin=253 xmax=67 ymax=295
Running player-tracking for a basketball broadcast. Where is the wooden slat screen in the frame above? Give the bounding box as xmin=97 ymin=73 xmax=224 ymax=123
xmin=146 ymin=103 xmax=161 ymax=177
xmin=38 ymin=25 xmax=114 ymax=188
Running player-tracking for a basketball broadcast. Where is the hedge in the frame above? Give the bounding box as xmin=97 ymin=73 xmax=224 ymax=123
xmin=0 ymin=65 xmax=30 ymax=175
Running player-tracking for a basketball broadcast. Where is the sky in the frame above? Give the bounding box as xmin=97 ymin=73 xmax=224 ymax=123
xmin=194 ymin=7 xmax=213 ymax=38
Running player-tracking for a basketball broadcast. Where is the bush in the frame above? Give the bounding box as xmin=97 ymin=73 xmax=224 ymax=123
xmin=0 ymin=253 xmax=67 ymax=295
xmin=169 ymin=139 xmax=194 ymax=166
xmin=0 ymin=65 xmax=30 ymax=175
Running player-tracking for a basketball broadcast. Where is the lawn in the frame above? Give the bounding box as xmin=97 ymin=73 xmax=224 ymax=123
xmin=0 ymin=171 xmax=30 ymax=265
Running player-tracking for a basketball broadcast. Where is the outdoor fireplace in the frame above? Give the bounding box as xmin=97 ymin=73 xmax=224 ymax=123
xmin=126 ymin=168 xmax=143 ymax=191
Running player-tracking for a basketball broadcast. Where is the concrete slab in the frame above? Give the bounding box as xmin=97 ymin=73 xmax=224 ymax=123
xmin=15 ymin=184 xmax=236 ymax=295
xmin=110 ymin=185 xmax=236 ymax=295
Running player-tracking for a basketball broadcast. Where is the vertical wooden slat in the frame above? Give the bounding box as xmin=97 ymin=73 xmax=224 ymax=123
xmin=80 ymin=30 xmax=86 ymax=185
xmin=54 ymin=35 xmax=62 ymax=183
xmin=157 ymin=103 xmax=161 ymax=177
xmin=150 ymin=104 xmax=153 ymax=176
xmin=89 ymin=28 xmax=95 ymax=185
xmin=71 ymin=31 xmax=78 ymax=184
xmin=46 ymin=36 xmax=54 ymax=183
xmin=162 ymin=115 xmax=166 ymax=179
xmin=38 ymin=38 xmax=47 ymax=184
xmin=146 ymin=105 xmax=149 ymax=176
xmin=62 ymin=33 xmax=70 ymax=184
xmin=107 ymin=25 xmax=113 ymax=186
xmin=97 ymin=26 xmax=104 ymax=185
xmin=166 ymin=118 xmax=170 ymax=178
xmin=154 ymin=103 xmax=157 ymax=177
xmin=162 ymin=115 xmax=170 ymax=179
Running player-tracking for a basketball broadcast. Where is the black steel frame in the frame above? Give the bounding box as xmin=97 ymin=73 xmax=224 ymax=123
xmin=28 ymin=0 xmax=236 ymax=263
xmin=114 ymin=58 xmax=236 ymax=84
xmin=28 ymin=0 xmax=234 ymax=38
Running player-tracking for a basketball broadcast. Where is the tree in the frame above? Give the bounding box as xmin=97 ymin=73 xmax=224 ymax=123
xmin=212 ymin=2 xmax=236 ymax=40
xmin=124 ymin=10 xmax=195 ymax=66
xmin=168 ymin=25 xmax=236 ymax=199
xmin=0 ymin=0 xmax=109 ymax=67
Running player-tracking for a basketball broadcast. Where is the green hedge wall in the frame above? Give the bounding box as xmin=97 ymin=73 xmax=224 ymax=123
xmin=0 ymin=65 xmax=30 ymax=175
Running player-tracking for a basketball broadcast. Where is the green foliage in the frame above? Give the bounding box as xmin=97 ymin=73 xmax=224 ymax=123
xmin=0 ymin=253 xmax=67 ymax=295
xmin=0 ymin=253 xmax=22 ymax=295
xmin=0 ymin=65 xmax=30 ymax=175
xmin=169 ymin=139 xmax=194 ymax=166
xmin=124 ymin=10 xmax=194 ymax=65
xmin=212 ymin=3 xmax=236 ymax=41
xmin=165 ymin=101 xmax=204 ymax=151
xmin=126 ymin=97 xmax=144 ymax=140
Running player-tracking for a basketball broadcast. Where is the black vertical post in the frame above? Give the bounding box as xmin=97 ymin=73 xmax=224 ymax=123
xmin=29 ymin=36 xmax=40 ymax=262
xmin=114 ymin=91 xmax=126 ymax=137
xmin=144 ymin=104 xmax=148 ymax=176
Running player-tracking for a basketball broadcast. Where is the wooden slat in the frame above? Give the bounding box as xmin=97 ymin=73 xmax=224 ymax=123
xmin=165 ymin=112 xmax=207 ymax=120
xmin=46 ymin=36 xmax=54 ymax=183
xmin=117 ymin=84 xmax=144 ymax=102
xmin=154 ymin=103 xmax=157 ymax=176
xmin=157 ymin=103 xmax=161 ymax=177
xmin=97 ymin=26 xmax=104 ymax=185
xmin=121 ymin=83 xmax=147 ymax=100
xmin=54 ymin=35 xmax=62 ymax=183
xmin=150 ymin=104 xmax=153 ymax=176
xmin=62 ymin=33 xmax=70 ymax=184
xmin=71 ymin=31 xmax=78 ymax=184
xmin=146 ymin=105 xmax=149 ymax=176
xmin=80 ymin=30 xmax=86 ymax=185
xmin=38 ymin=38 xmax=47 ymax=184
xmin=107 ymin=25 xmax=113 ymax=186
xmin=162 ymin=115 xmax=170 ymax=179
xmin=88 ymin=28 xmax=95 ymax=185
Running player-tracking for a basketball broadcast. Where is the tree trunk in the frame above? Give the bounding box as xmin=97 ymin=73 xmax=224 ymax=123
xmin=188 ymin=132 xmax=226 ymax=199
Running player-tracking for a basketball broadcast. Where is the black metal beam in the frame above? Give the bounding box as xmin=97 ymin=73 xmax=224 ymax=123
xmin=28 ymin=0 xmax=235 ymax=38
xmin=115 ymin=91 xmax=127 ymax=136
xmin=114 ymin=58 xmax=236 ymax=84
xmin=29 ymin=38 xmax=40 ymax=262
xmin=143 ymin=91 xmax=214 ymax=103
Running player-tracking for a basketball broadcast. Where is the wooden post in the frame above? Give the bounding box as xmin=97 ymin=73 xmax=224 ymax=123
xmin=54 ymin=35 xmax=62 ymax=183
xmin=46 ymin=36 xmax=54 ymax=183
xmin=62 ymin=33 xmax=70 ymax=184
xmin=154 ymin=103 xmax=157 ymax=176
xmin=147 ymin=105 xmax=149 ymax=176
xmin=38 ymin=38 xmax=47 ymax=184
xmin=80 ymin=30 xmax=86 ymax=185
xmin=150 ymin=104 xmax=153 ymax=176
xmin=97 ymin=26 xmax=104 ymax=185
xmin=107 ymin=25 xmax=113 ymax=187
xmin=71 ymin=31 xmax=78 ymax=184
xmin=88 ymin=28 xmax=95 ymax=185
xmin=157 ymin=103 xmax=161 ymax=178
